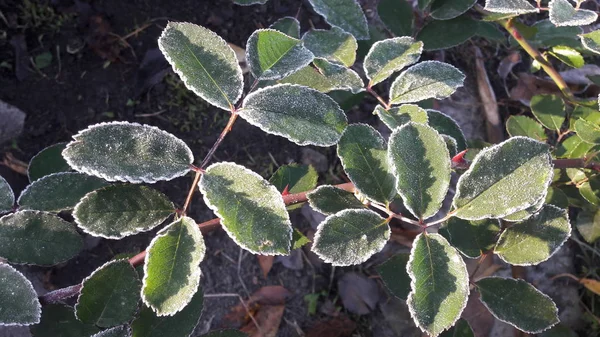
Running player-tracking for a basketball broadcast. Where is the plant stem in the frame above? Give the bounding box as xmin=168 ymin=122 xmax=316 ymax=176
xmin=367 ymin=87 xmax=391 ymax=109
xmin=553 ymin=158 xmax=600 ymax=172
xmin=181 ymin=170 xmax=203 ymax=216
xmin=200 ymin=112 xmax=239 ymax=169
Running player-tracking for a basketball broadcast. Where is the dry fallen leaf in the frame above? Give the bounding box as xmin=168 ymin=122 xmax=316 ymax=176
xmin=256 ymin=255 xmax=274 ymax=277
xmin=224 ymin=286 xmax=292 ymax=329
xmin=240 ymin=304 xmax=285 ymax=337
xmin=474 ymin=46 xmax=503 ymax=144
xmin=228 ymin=43 xmax=249 ymax=74
xmin=2 ymin=153 xmax=28 ymax=175
xmin=305 ymin=316 xmax=357 ymax=337
xmin=337 ymin=272 xmax=380 ymax=315
xmin=497 ymin=51 xmax=521 ymax=80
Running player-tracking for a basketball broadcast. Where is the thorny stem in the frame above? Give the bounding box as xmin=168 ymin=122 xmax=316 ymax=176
xmin=367 ymin=86 xmax=391 ymax=110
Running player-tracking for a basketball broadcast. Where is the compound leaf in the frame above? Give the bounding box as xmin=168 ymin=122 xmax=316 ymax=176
xmin=241 ymin=84 xmax=348 ymax=146
xmin=416 ymin=15 xmax=478 ymax=51
xmin=476 ymin=277 xmax=558 ymax=333
xmin=28 ymin=143 xmax=70 ymax=182
xmin=142 ymin=216 xmax=205 ymax=316
xmin=576 ymin=208 xmax=600 ymax=243
xmin=269 ymin=17 xmax=300 ymax=38
xmin=0 ymin=211 xmax=82 ymax=266
xmin=364 ymin=37 xmax=423 ymax=86
xmin=378 ymin=0 xmax=414 ymax=37
xmin=390 ymin=61 xmax=465 ymax=105
xmin=158 ymin=22 xmax=243 ymax=110
xmin=74 ymin=185 xmax=174 ymax=239
xmin=407 ymin=233 xmax=469 ymax=337
xmin=453 ymin=137 xmax=553 ymax=220
xmin=427 ymin=110 xmax=468 ymax=152
xmin=91 ymin=326 xmax=132 ymax=337
xmin=307 ymin=0 xmax=370 ymax=40
xmin=549 ymin=0 xmax=598 ymax=27
xmin=439 ymin=218 xmax=501 ymax=259
xmin=306 ymin=185 xmax=365 ymax=215
xmin=312 ymin=209 xmax=389 ymax=266
xmin=484 ymin=0 xmax=538 ymax=14
xmin=375 ymin=104 xmax=428 ymax=130
xmin=279 ymin=59 xmax=364 ymax=94
xmin=76 ymin=260 xmax=141 ymax=327
xmin=0 ymin=175 xmax=14 ymax=213
xmin=18 ymin=172 xmax=108 ymax=212
xmin=63 ymin=122 xmax=193 ymax=184
xmin=388 ymin=122 xmax=451 ymax=220
xmin=430 ymin=0 xmax=477 ymax=20
xmin=199 ymin=162 xmax=292 ymax=255
xmin=506 ymin=116 xmax=547 ymax=141
xmin=0 ymin=263 xmax=41 ymax=326
xmin=581 ymin=30 xmax=600 ymax=55
xmin=376 ymin=253 xmax=411 ymax=300
xmin=495 ymin=205 xmax=571 ymax=266
xmin=337 ymin=124 xmax=396 ymax=204
xmin=574 ymin=119 xmax=600 ymax=144
xmin=530 ymin=94 xmax=565 ymax=131
xmin=302 ymin=27 xmax=357 ymax=67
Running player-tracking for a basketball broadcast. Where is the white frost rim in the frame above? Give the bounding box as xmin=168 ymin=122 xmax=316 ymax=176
xmin=363 ymin=36 xmax=423 ymax=85
xmin=0 ymin=263 xmax=41 ymax=326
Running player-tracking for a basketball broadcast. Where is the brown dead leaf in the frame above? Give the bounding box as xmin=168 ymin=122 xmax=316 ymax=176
xmin=305 ymin=316 xmax=357 ymax=337
xmin=337 ymin=273 xmax=380 ymax=315
xmin=256 ymin=255 xmax=274 ymax=278
xmin=474 ymin=46 xmax=503 ymax=144
xmin=240 ymin=304 xmax=284 ymax=337
xmin=497 ymin=51 xmax=521 ymax=80
xmin=228 ymin=43 xmax=249 ymax=74
xmin=509 ymin=73 xmax=585 ymax=105
xmin=580 ymin=278 xmax=600 ymax=295
xmin=86 ymin=14 xmax=123 ymax=62
xmin=389 ymin=227 xmax=419 ymax=247
xmin=223 ymin=286 xmax=292 ymax=329
xmin=2 ymin=153 xmax=28 ymax=175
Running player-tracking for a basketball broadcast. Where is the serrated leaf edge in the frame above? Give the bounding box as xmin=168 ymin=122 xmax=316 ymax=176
xmin=363 ymin=37 xmax=423 ymax=86
xmin=548 ymin=0 xmax=598 ymax=27
xmin=483 ymin=0 xmax=538 ymax=14
xmin=0 ymin=263 xmax=41 ymax=326
xmin=307 ymin=0 xmax=370 ymax=40
xmin=27 ymin=142 xmax=69 ymax=182
xmin=0 ymin=175 xmax=15 ymax=214
xmin=580 ymin=31 xmax=600 ymax=55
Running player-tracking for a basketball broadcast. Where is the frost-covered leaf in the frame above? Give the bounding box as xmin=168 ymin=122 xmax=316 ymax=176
xmin=407 ymin=233 xmax=469 ymax=337
xmin=452 ymin=137 xmax=553 ymax=220
xmin=555 ymin=135 xmax=595 ymax=158
xmin=442 ymin=135 xmax=458 ymax=158
xmin=158 ymin=22 xmax=243 ymax=110
xmin=501 ymin=194 xmax=544 ymax=222
xmin=337 ymin=124 xmax=396 ymax=204
xmin=142 ymin=217 xmax=205 ymax=316
xmin=374 ymin=104 xmax=428 ymax=130
xmin=576 ymin=208 xmax=600 ymax=243
xmin=581 ymin=30 xmax=600 ymax=55
xmin=30 ymin=304 xmax=100 ymax=337
xmin=388 ymin=123 xmax=451 ymax=220
xmin=427 ymin=110 xmax=468 ymax=152
xmin=549 ymin=46 xmax=584 ymax=68
xmin=18 ymin=172 xmax=108 ymax=212
xmin=307 ymin=0 xmax=370 ymax=40
xmin=364 ymin=37 xmax=423 ymax=86
xmin=0 ymin=175 xmax=14 ymax=213
xmin=279 ymin=59 xmax=364 ymax=94
xmin=28 ymin=143 xmax=70 ymax=182
xmin=476 ymin=277 xmax=558 ymax=333
xmin=376 ymin=253 xmax=411 ymax=300
xmin=389 ymin=61 xmax=465 ymax=105
xmin=495 ymin=205 xmax=570 ymax=266
xmin=439 ymin=319 xmax=474 ymax=337
xmin=416 ymin=16 xmax=478 ymax=51
xmin=0 ymin=263 xmax=41 ymax=326
xmin=269 ymin=163 xmax=317 ymax=210
xmin=131 ymin=289 xmax=203 ymax=337
xmin=439 ymin=218 xmax=501 ymax=259
xmin=292 ymin=229 xmax=311 ymax=249
xmin=312 ymin=209 xmax=389 ymax=266
xmin=302 ymin=27 xmax=357 ymax=67
xmin=63 ymin=122 xmax=193 ymax=183
xmin=199 ymin=162 xmax=292 ymax=255
xmin=247 ymin=29 xmax=313 ymax=80
xmin=579 ymin=176 xmax=600 ymax=205
xmin=74 ymin=185 xmax=174 ymax=239
xmin=76 ymin=260 xmax=141 ymax=327
xmin=430 ymin=0 xmax=477 ymax=20
xmin=307 ymin=185 xmax=365 ymax=215
xmin=549 ymin=0 xmax=598 ymax=27
xmin=270 ymin=17 xmax=300 ymax=38
xmin=0 ymin=211 xmax=82 ymax=266
xmin=574 ymin=119 xmax=600 ymax=144
xmin=530 ymin=94 xmax=565 ymax=131
xmin=91 ymin=325 xmax=132 ymax=337
xmin=484 ymin=0 xmax=538 ymax=14
xmin=233 ymin=0 xmax=268 ymax=5
xmin=378 ymin=0 xmax=413 ymax=37
xmin=545 ymin=187 xmax=569 ymax=209
xmin=241 ymin=84 xmax=347 ymax=146
xmin=506 ymin=116 xmax=547 ymax=141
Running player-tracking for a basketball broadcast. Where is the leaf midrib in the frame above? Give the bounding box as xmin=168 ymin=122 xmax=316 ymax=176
xmin=184 ymin=43 xmax=233 ymax=108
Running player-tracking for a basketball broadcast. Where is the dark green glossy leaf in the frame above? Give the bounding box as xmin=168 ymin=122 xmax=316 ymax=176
xmin=439 ymin=218 xmax=501 ymax=258
xmin=549 ymin=0 xmax=597 ymax=27
xmin=376 ymin=253 xmax=411 ymax=300
xmin=306 ymin=185 xmax=365 ymax=215
xmin=302 ymin=27 xmax=357 ymax=67
xmin=427 ymin=109 xmax=468 ymax=152
xmin=581 ymin=30 xmax=600 ymax=55
xmin=530 ymin=94 xmax=565 ymax=131
xmin=292 ymin=229 xmax=311 ymax=249
xmin=545 ymin=187 xmax=569 ymax=209
xmin=307 ymin=0 xmax=370 ymax=40
xmin=506 ymin=115 xmax=547 ymax=141
xmin=0 ymin=263 xmax=41 ymax=326
xmin=555 ymin=135 xmax=595 ymax=158
xmin=270 ymin=17 xmax=300 ymax=38
xmin=30 ymin=304 xmax=100 ymax=337
xmin=0 ymin=175 xmax=14 ymax=213
xmin=416 ymin=16 xmax=478 ymax=51
xmin=374 ymin=104 xmax=428 ymax=130
xmin=576 ymin=208 xmax=600 ymax=243
xmin=28 ymin=143 xmax=70 ymax=182
xmin=378 ymin=0 xmax=413 ymax=37
xmin=364 ymin=37 xmax=423 ymax=86
xmin=390 ymin=61 xmax=465 ymax=104
xmin=430 ymin=0 xmax=477 ymax=20
xmin=579 ymin=176 xmax=600 ymax=206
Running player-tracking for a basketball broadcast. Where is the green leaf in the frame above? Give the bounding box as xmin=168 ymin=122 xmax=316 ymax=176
xmin=202 ymin=330 xmax=248 ymax=337
xmin=430 ymin=0 xmax=477 ymax=20
xmin=576 ymin=208 xmax=600 ymax=243
xmin=439 ymin=319 xmax=474 ymax=337
xmin=574 ymin=119 xmax=600 ymax=144
xmin=91 ymin=325 xmax=132 ymax=337
xmin=233 ymin=0 xmax=268 ymax=5
xmin=376 ymin=253 xmax=411 ymax=300
xmin=306 ymin=185 xmax=365 ymax=215
xmin=279 ymin=59 xmax=364 ymax=94
xmin=0 ymin=263 xmax=41 ymax=326
xmin=0 ymin=175 xmax=14 ymax=213
xmin=581 ymin=30 xmax=600 ymax=55
xmin=18 ymin=172 xmax=108 ymax=212
xmin=269 ymin=163 xmax=318 ymax=210
xmin=419 ymin=0 xmax=435 ymax=10
xmin=34 ymin=52 xmax=52 ymax=69
xmin=28 ymin=143 xmax=70 ymax=182
xmin=388 ymin=122 xmax=451 ymax=219
xmin=530 ymin=94 xmax=565 ymax=131
xmin=76 ymin=260 xmax=141 ymax=327
xmin=390 ymin=61 xmax=465 ymax=105
xmin=302 ymin=27 xmax=357 ymax=67
xmin=30 ymin=304 xmax=100 ymax=337
xmin=484 ymin=0 xmax=538 ymax=14
xmin=427 ymin=109 xmax=468 ymax=152
xmin=364 ymin=37 xmax=423 ymax=86
xmin=416 ymin=16 xmax=478 ymax=51
xmin=63 ymin=122 xmax=193 ymax=183
xmin=442 ymin=135 xmax=458 ymax=158
xmin=579 ymin=176 xmax=600 ymax=205
xmin=142 ymin=216 xmax=205 ymax=316
xmin=506 ymin=116 xmax=547 ymax=141
xmin=270 ymin=17 xmax=300 ymax=38
xmin=0 ymin=211 xmax=82 ymax=266
xmin=374 ymin=104 xmax=429 ymax=130
xmin=549 ymin=0 xmax=598 ymax=27
xmin=241 ymin=84 xmax=348 ymax=146
xmin=377 ymin=0 xmax=414 ymax=37
xmin=545 ymin=187 xmax=569 ymax=209
xmin=199 ymin=162 xmax=292 ymax=255
xmin=495 ymin=205 xmax=571 ymax=266
xmin=131 ymin=289 xmax=203 ymax=337
xmin=501 ymin=195 xmax=544 ymax=222
xmin=407 ymin=233 xmax=469 ymax=337
xmin=337 ymin=124 xmax=396 ymax=204
xmin=312 ymin=209 xmax=389 ymax=266
xmin=292 ymin=229 xmax=311 ymax=249
xmin=549 ymin=46 xmax=584 ymax=68
xmin=476 ymin=21 xmax=507 ymax=42
xmin=158 ymin=22 xmax=243 ymax=110
xmin=307 ymin=0 xmax=370 ymax=40
xmin=555 ymin=135 xmax=594 ymax=158
xmin=476 ymin=277 xmax=559 ymax=333
xmin=439 ymin=218 xmax=501 ymax=259
xmin=452 ymin=137 xmax=553 ymax=220
xmin=247 ymin=29 xmax=314 ymax=80
xmin=74 ymin=185 xmax=174 ymax=239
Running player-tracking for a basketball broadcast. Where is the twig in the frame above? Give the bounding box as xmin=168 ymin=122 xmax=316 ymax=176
xmin=200 ymin=112 xmax=239 ymax=169
xmin=367 ymin=87 xmax=391 ymax=109
xmin=473 ymin=46 xmax=504 ymax=144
